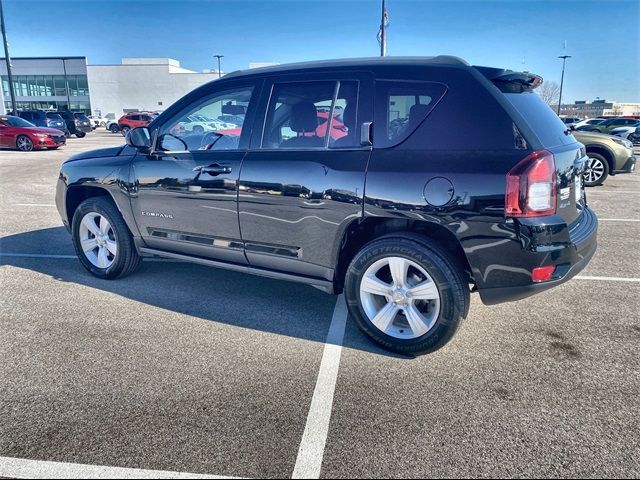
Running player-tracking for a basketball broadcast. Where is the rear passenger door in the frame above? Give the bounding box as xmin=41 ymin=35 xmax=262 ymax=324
xmin=238 ymin=73 xmax=373 ymax=280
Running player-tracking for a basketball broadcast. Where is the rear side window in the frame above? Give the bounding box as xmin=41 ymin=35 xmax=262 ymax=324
xmin=504 ymin=92 xmax=573 ymax=147
xmin=375 ymin=81 xmax=446 ymax=148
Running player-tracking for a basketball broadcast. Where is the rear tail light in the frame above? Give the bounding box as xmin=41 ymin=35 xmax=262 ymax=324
xmin=532 ymin=265 xmax=556 ymax=282
xmin=506 ymin=149 xmax=556 ymax=217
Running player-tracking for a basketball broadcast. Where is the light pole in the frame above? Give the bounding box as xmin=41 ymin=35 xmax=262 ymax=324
xmin=0 ymin=0 xmax=17 ymax=114
xmin=557 ymin=55 xmax=571 ymax=115
xmin=213 ymin=54 xmax=224 ymax=79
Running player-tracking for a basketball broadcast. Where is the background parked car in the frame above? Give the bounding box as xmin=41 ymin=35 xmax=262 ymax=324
xmin=573 ymin=117 xmax=605 ymax=129
xmin=577 ymin=117 xmax=640 ymax=134
xmin=0 ymin=115 xmax=66 ymax=151
xmin=572 ymin=130 xmax=636 ymax=186
xmin=118 ymin=112 xmax=154 ymax=136
xmin=560 ymin=116 xmax=581 ymax=126
xmin=105 ymin=118 xmax=120 ymax=133
xmin=88 ymin=115 xmax=108 ymax=130
xmin=18 ymin=110 xmax=69 ymax=135
xmin=58 ymin=111 xmax=92 ymax=138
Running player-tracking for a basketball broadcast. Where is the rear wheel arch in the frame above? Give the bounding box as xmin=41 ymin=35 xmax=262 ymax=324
xmin=334 ymin=217 xmax=473 ymax=293
xmin=584 ymin=144 xmax=615 ymax=170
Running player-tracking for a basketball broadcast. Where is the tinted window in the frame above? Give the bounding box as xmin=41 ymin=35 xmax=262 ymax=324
xmin=46 ymin=113 xmax=63 ymax=120
xmin=159 ymin=86 xmax=253 ymax=151
xmin=330 ymin=81 xmax=360 ymax=149
xmin=262 ymin=81 xmax=336 ymax=149
xmin=19 ymin=112 xmax=32 ymax=120
xmin=504 ymin=92 xmax=573 ymax=147
xmin=375 ymin=81 xmax=447 ymax=148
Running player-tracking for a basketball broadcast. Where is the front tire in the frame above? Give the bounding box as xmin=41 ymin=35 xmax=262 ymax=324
xmin=109 ymin=124 xmax=120 ymax=133
xmin=16 ymin=135 xmax=34 ymax=151
xmin=583 ymin=153 xmax=609 ymax=187
xmin=72 ymin=197 xmax=141 ymax=279
xmin=120 ymin=126 xmax=130 ymax=137
xmin=76 ymin=132 xmax=86 ymax=138
xmin=344 ymin=235 xmax=470 ymax=356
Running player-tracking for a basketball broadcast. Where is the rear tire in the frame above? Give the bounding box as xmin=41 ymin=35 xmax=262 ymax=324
xmin=109 ymin=124 xmax=120 ymax=133
xmin=344 ymin=235 xmax=470 ymax=356
xmin=72 ymin=197 xmax=141 ymax=279
xmin=583 ymin=152 xmax=609 ymax=187
xmin=121 ymin=126 xmax=130 ymax=137
xmin=193 ymin=125 xmax=204 ymax=135
xmin=76 ymin=132 xmax=86 ymax=138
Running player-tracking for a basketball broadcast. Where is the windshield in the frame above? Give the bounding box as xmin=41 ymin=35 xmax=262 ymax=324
xmin=2 ymin=116 xmax=35 ymax=128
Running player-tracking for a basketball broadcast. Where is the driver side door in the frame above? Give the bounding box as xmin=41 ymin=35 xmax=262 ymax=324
xmin=130 ymin=81 xmax=261 ymax=264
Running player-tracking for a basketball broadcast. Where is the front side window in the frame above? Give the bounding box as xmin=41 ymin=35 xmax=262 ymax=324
xmin=158 ymin=86 xmax=254 ymax=152
xmin=375 ymin=80 xmax=447 ymax=147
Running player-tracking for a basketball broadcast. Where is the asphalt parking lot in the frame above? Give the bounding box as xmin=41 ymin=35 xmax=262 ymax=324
xmin=1 ymin=131 xmax=639 ymax=478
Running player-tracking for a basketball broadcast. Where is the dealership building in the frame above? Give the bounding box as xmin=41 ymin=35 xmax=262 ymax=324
xmin=1 ymin=56 xmax=222 ymax=118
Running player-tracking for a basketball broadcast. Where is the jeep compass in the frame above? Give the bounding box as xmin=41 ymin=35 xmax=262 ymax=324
xmin=55 ymin=56 xmax=598 ymax=355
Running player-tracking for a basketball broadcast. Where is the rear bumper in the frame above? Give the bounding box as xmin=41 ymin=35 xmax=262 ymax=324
xmin=612 ymin=155 xmax=636 ymax=174
xmin=478 ymin=207 xmax=598 ymax=305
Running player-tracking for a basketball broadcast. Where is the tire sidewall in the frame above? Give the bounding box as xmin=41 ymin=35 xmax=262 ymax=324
xmin=584 ymin=152 xmax=609 ymax=186
xmin=345 ymin=239 xmax=466 ymax=354
xmin=71 ymin=199 xmax=130 ymax=279
xmin=76 ymin=132 xmax=86 ymax=138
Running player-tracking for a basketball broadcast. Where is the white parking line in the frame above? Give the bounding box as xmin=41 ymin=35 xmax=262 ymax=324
xmin=588 ymin=190 xmax=639 ymax=194
xmin=14 ymin=203 xmax=56 ymax=207
xmin=0 ymin=456 xmax=239 ymax=479
xmin=575 ymin=275 xmax=640 ymax=282
xmin=598 ymin=218 xmax=640 ymax=222
xmin=0 ymin=253 xmax=77 ymax=259
xmin=292 ymin=294 xmax=348 ymax=479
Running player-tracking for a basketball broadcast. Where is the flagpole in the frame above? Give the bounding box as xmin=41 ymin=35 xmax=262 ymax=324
xmin=380 ymin=0 xmax=386 ymax=57
xmin=0 ymin=0 xmax=17 ymax=114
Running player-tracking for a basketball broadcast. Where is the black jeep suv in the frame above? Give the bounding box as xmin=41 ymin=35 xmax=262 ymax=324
xmin=55 ymin=56 xmax=597 ymax=355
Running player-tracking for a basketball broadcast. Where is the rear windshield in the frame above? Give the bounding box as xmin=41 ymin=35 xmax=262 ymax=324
xmin=74 ymin=113 xmax=89 ymax=120
xmin=46 ymin=113 xmax=63 ymax=120
xmin=504 ymin=91 xmax=574 ymax=147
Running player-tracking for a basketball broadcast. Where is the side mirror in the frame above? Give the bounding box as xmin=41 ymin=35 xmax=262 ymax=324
xmin=126 ymin=126 xmax=151 ymax=150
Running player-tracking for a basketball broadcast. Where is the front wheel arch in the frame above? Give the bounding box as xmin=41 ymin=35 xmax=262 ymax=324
xmin=65 ymin=185 xmax=114 ymax=228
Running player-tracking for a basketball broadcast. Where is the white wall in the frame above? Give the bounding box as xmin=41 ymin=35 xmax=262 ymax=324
xmin=87 ymin=60 xmax=219 ymax=118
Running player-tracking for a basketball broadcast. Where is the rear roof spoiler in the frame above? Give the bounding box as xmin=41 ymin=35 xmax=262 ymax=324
xmin=474 ymin=66 xmax=543 ymax=93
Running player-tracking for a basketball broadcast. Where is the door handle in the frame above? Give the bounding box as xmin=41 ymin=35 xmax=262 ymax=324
xmin=193 ymin=164 xmax=232 ymax=176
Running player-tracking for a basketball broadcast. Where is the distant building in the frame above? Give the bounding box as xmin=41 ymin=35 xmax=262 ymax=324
xmin=1 ymin=57 xmax=220 ymax=118
xmin=558 ymin=99 xmax=640 ymax=118
xmin=0 ymin=56 xmax=91 ymax=114
xmin=86 ymin=58 xmax=219 ymax=118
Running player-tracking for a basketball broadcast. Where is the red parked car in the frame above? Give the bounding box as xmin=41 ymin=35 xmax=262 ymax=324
xmin=0 ymin=115 xmax=66 ymax=151
xmin=118 ymin=112 xmax=155 ymax=136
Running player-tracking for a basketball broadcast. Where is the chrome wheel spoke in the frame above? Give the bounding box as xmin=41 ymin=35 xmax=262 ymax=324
xmin=404 ymin=304 xmax=432 ymax=337
xmin=105 ymin=239 xmax=117 ymax=256
xmin=409 ymin=280 xmax=439 ymax=300
xmin=99 ymin=216 xmax=111 ymax=235
xmin=81 ymin=216 xmax=100 ymax=236
xmin=80 ymin=237 xmax=98 ymax=253
xmin=360 ymin=275 xmax=393 ymax=297
xmin=371 ymin=302 xmax=399 ymax=333
xmin=388 ymin=257 xmax=408 ymax=287
xmin=97 ymin=247 xmax=109 ymax=268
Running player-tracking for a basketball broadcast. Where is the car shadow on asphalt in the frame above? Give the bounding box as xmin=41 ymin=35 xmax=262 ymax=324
xmin=0 ymin=227 xmax=408 ymax=359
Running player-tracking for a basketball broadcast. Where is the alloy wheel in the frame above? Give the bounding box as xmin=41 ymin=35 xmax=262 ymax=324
xmin=584 ymin=157 xmax=606 ymax=184
xmin=359 ymin=256 xmax=441 ymax=339
xmin=16 ymin=136 xmax=33 ymax=151
xmin=78 ymin=212 xmax=118 ymax=269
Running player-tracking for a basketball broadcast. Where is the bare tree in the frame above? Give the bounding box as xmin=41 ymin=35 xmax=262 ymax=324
xmin=538 ymin=81 xmax=561 ymax=106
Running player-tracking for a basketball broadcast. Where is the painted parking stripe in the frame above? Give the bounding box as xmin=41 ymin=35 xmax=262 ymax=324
xmin=588 ymin=190 xmax=639 ymax=194
xmin=575 ymin=275 xmax=640 ymax=282
xmin=14 ymin=203 xmax=57 ymax=207
xmin=598 ymin=218 xmax=640 ymax=222
xmin=0 ymin=456 xmax=239 ymax=479
xmin=292 ymin=294 xmax=348 ymax=479
xmin=0 ymin=253 xmax=77 ymax=259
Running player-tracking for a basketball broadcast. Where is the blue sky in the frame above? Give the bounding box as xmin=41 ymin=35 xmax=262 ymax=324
xmin=3 ymin=0 xmax=639 ymax=102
